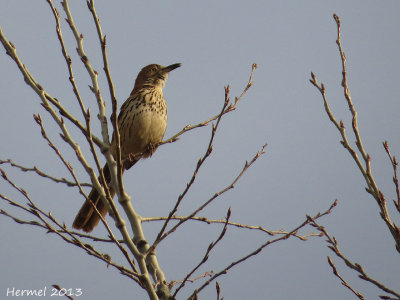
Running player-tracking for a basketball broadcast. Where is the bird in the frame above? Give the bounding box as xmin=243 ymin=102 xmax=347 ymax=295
xmin=73 ymin=63 xmax=181 ymax=232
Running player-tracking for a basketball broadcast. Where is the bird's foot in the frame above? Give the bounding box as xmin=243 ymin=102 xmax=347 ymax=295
xmin=146 ymin=143 xmax=158 ymax=157
xmin=124 ymin=153 xmax=139 ymax=170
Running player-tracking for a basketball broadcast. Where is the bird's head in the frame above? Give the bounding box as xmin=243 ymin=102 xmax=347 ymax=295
xmin=132 ymin=63 xmax=181 ymax=94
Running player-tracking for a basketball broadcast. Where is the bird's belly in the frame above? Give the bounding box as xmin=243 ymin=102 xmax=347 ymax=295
xmin=122 ymin=110 xmax=167 ymax=157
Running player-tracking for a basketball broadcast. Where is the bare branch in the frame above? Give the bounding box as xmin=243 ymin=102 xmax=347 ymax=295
xmin=0 ymin=26 xmax=104 ymax=149
xmin=86 ymin=0 xmax=125 ymax=201
xmin=168 ymin=272 xmax=214 ymax=291
xmin=33 ymin=114 xmax=89 ymax=203
xmin=0 ymin=169 xmax=140 ymax=284
xmin=142 ymin=215 xmax=321 ymax=241
xmin=60 ymin=2 xmax=168 ymax=297
xmin=309 ymin=218 xmax=400 ymax=299
xmin=188 ymin=200 xmax=337 ymax=299
xmin=51 ymin=285 xmax=74 ymax=300
xmin=216 ymin=282 xmax=222 ymax=300
xmin=46 ymin=0 xmax=87 ymax=119
xmin=151 ymin=143 xmax=267 ymax=252
xmin=310 ymin=13 xmax=400 ymax=253
xmin=0 ymin=159 xmax=91 ymax=187
xmin=383 ymin=141 xmax=400 ymax=213
xmin=327 ymin=256 xmax=365 ymax=300
xmin=154 ymin=85 xmax=232 ymax=246
xmin=174 ymin=208 xmax=231 ymax=296
xmin=161 ymin=63 xmax=257 ymax=146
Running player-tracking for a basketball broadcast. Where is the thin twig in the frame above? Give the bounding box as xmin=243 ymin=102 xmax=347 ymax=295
xmin=33 ymin=114 xmax=89 ymax=203
xmin=1 ymin=17 xmax=108 ymax=218
xmin=59 ymin=1 xmax=179 ymax=297
xmin=58 ymin=0 xmax=117 ymax=224
xmin=188 ymin=200 xmax=338 ymax=299
xmin=154 ymin=85 xmax=232 ymax=246
xmin=142 ymin=215 xmax=321 ymax=241
xmin=46 ymin=0 xmax=87 ymax=119
xmin=151 ymin=143 xmax=267 ymax=252
xmin=309 ymin=218 xmax=400 ymax=299
xmin=216 ymin=282 xmax=222 ymax=300
xmin=383 ymin=141 xmax=400 ymax=213
xmin=327 ymin=256 xmax=365 ymax=300
xmin=0 ymin=170 xmax=140 ymax=283
xmin=168 ymin=272 xmax=214 ymax=290
xmin=0 ymin=159 xmax=91 ymax=187
xmin=174 ymin=208 xmax=231 ymax=296
xmin=0 ymin=26 xmax=104 ymax=149
xmin=86 ymin=0 xmax=125 ymax=200
xmin=161 ymin=63 xmax=257 ymax=146
xmin=310 ymin=13 xmax=400 ymax=253
xmin=51 ymin=285 xmax=74 ymax=300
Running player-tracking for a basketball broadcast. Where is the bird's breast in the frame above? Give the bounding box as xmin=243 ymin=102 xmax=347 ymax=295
xmin=115 ymin=89 xmax=167 ymax=158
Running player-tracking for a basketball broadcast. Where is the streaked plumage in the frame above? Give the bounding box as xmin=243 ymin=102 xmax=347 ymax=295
xmin=73 ymin=63 xmax=181 ymax=232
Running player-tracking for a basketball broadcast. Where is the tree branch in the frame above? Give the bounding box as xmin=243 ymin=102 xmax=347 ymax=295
xmin=188 ymin=200 xmax=338 ymax=299
xmin=309 ymin=218 xmax=400 ymax=299
xmin=310 ymin=13 xmax=400 ymax=253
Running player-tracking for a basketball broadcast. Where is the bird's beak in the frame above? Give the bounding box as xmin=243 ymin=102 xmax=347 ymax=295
xmin=162 ymin=63 xmax=181 ymax=73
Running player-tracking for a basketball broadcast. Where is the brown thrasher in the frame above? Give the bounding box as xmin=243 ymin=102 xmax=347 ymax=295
xmin=73 ymin=63 xmax=181 ymax=232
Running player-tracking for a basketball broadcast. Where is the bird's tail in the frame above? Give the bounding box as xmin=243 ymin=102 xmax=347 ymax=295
xmin=72 ymin=163 xmax=116 ymax=232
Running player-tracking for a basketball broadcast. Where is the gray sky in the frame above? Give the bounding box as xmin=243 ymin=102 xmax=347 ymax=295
xmin=1 ymin=1 xmax=399 ymax=299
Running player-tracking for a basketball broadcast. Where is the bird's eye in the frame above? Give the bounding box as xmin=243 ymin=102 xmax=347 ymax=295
xmin=151 ymin=67 xmax=158 ymax=73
